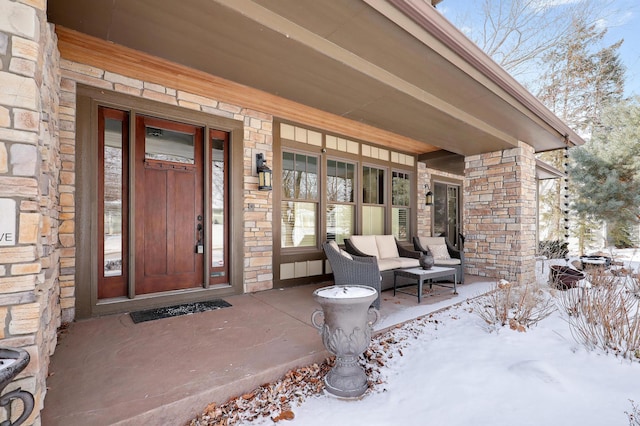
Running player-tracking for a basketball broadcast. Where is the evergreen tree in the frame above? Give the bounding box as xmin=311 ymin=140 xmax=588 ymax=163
xmin=445 ymin=1 xmax=627 ymax=250
xmin=535 ymin=18 xmax=624 ymax=247
xmin=569 ymin=98 xmax=640 ymax=247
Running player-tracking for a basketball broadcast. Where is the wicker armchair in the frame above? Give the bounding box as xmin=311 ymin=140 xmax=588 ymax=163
xmin=323 ymin=241 xmax=382 ymax=309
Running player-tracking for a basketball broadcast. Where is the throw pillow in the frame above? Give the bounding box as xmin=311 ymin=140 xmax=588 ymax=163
xmin=429 ymin=244 xmax=451 ymax=260
xmin=340 ymin=247 xmax=353 ymax=260
xmin=328 ymin=240 xmax=353 ymax=260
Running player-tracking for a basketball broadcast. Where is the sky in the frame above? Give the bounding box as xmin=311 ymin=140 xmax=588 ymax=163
xmin=437 ymin=0 xmax=640 ymax=98
xmin=246 ymin=250 xmax=640 ymax=426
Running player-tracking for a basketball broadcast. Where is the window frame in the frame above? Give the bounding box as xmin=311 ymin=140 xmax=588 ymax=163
xmin=361 ymin=163 xmax=388 ymax=236
xmin=391 ymin=169 xmax=412 ymax=242
xmin=280 ymin=149 xmax=321 ymax=250
xmin=325 ymin=157 xmax=358 ymax=244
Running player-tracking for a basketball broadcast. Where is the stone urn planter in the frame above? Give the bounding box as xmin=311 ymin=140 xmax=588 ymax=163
xmin=311 ymin=285 xmax=379 ymax=398
xmin=0 ymin=347 xmax=34 ymax=426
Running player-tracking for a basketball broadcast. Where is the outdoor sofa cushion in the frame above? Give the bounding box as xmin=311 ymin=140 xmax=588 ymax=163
xmin=347 ymin=235 xmax=419 ymax=271
xmin=415 ymin=237 xmax=459 ymax=264
xmin=344 ymin=235 xmax=421 ymax=291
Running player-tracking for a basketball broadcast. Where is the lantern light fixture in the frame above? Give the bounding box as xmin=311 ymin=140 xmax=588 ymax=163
xmin=424 ymin=184 xmax=433 ymax=206
xmin=256 ymin=153 xmax=272 ymax=191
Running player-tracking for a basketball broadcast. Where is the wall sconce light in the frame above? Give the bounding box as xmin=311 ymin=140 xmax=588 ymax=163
xmin=424 ymin=184 xmax=433 ymax=206
xmin=256 ymin=153 xmax=272 ymax=191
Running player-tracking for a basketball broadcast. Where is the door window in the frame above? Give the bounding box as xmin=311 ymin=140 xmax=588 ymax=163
xmin=145 ymin=126 xmax=195 ymax=164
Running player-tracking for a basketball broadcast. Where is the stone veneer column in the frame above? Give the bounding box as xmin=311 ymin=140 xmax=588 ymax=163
xmin=415 ymin=161 xmax=431 ymax=237
xmin=464 ymin=142 xmax=537 ymax=283
xmin=0 ymin=0 xmax=62 ymax=424
xmin=242 ymin=111 xmax=274 ymax=293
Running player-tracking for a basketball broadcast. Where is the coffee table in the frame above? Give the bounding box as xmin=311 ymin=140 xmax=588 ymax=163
xmin=393 ymin=266 xmax=457 ymax=303
xmin=580 ymin=256 xmax=610 ymax=270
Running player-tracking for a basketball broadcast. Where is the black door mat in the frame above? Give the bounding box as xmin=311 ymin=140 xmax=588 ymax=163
xmin=129 ymin=299 xmax=232 ymax=324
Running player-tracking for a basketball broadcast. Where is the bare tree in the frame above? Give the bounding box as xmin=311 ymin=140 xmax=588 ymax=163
xmin=445 ymin=0 xmax=608 ymax=87
xmin=443 ymin=0 xmax=626 ymax=252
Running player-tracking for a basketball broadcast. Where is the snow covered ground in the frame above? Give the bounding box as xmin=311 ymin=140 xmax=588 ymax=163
xmin=250 ymin=249 xmax=640 ymax=426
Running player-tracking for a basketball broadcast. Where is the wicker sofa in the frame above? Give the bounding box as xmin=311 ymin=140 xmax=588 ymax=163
xmin=412 ymin=236 xmax=465 ymax=284
xmin=343 ymin=235 xmax=420 ymax=291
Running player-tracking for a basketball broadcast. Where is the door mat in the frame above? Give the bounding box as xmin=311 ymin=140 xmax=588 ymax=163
xmin=129 ymin=299 xmax=232 ymax=324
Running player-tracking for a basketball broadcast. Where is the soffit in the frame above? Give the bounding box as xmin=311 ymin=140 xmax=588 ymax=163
xmin=47 ymin=0 xmax=574 ymax=157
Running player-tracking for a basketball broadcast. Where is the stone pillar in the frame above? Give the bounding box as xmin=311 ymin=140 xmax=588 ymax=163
xmin=0 ymin=0 xmax=61 ymax=423
xmin=243 ymin=110 xmax=274 ymax=293
xmin=416 ymin=161 xmax=431 ymax=237
xmin=464 ymin=142 xmax=537 ymax=283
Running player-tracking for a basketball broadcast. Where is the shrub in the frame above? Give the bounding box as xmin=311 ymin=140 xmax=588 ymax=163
xmin=538 ymin=240 xmax=569 ymax=259
xmin=473 ymin=280 xmax=556 ymax=332
xmin=625 ymin=270 xmax=640 ymax=299
xmin=627 ymin=400 xmax=640 ymax=426
xmin=557 ymin=268 xmax=640 ymax=361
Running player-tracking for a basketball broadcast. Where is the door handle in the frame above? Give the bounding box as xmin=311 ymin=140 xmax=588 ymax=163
xmin=195 ymin=222 xmax=204 ymax=253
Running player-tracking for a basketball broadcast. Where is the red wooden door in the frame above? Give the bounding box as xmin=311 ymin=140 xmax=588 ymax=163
xmin=134 ymin=116 xmax=204 ymax=294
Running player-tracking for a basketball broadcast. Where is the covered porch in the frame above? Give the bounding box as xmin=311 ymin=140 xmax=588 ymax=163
xmin=0 ymin=0 xmax=586 ymax=424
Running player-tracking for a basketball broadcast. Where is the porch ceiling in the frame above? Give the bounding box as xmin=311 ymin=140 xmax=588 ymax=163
xmin=47 ymin=0 xmax=583 ymax=157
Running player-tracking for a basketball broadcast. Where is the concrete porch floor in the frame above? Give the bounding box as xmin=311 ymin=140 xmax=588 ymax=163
xmin=41 ymin=276 xmax=492 ymax=425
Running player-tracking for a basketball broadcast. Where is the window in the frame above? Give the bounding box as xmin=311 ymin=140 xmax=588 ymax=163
xmin=281 ymin=152 xmax=319 ymax=248
xmin=98 ymin=107 xmax=129 ymax=299
xmin=362 ymin=166 xmax=385 ymax=235
xmin=392 ymin=171 xmax=411 ymax=241
xmin=145 ymin=126 xmax=195 ymax=164
xmin=210 ymin=130 xmax=229 ymax=283
xmin=326 ymin=159 xmax=355 ymax=244
xmin=433 ymin=181 xmax=462 ymax=248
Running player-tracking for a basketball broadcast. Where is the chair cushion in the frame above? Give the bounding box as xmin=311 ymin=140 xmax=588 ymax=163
xmin=434 ymin=258 xmax=460 ymax=266
xmin=419 ymin=236 xmax=447 ymax=248
xmin=350 ymin=235 xmax=380 ymax=258
xmin=396 ymin=257 xmax=420 ymax=268
xmin=377 ymin=258 xmax=403 ymax=271
xmin=429 ymin=244 xmax=451 ymax=260
xmin=375 ymin=235 xmax=399 ymax=259
xmin=328 ymin=240 xmax=352 ymax=260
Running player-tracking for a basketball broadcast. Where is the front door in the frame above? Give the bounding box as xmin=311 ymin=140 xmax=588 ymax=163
xmin=134 ymin=116 xmax=204 ymax=294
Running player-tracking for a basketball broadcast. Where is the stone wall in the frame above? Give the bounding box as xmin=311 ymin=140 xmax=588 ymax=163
xmin=58 ymin=58 xmax=274 ymax=316
xmin=415 ymin=161 xmax=431 ymax=236
xmin=464 ymin=142 xmax=537 ymax=283
xmin=416 ymin=166 xmax=464 ymax=239
xmin=0 ymin=0 xmax=61 ymax=424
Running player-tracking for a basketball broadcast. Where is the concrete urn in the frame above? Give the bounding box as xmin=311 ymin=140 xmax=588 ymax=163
xmin=311 ymin=285 xmax=379 ymax=398
xmin=0 ymin=347 xmax=34 ymax=426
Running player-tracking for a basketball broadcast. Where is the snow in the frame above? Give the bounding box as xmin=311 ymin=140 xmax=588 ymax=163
xmin=251 ymin=249 xmax=640 ymax=426
xmin=315 ymin=285 xmax=377 ymax=299
xmin=284 ymin=310 xmax=639 ymax=426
